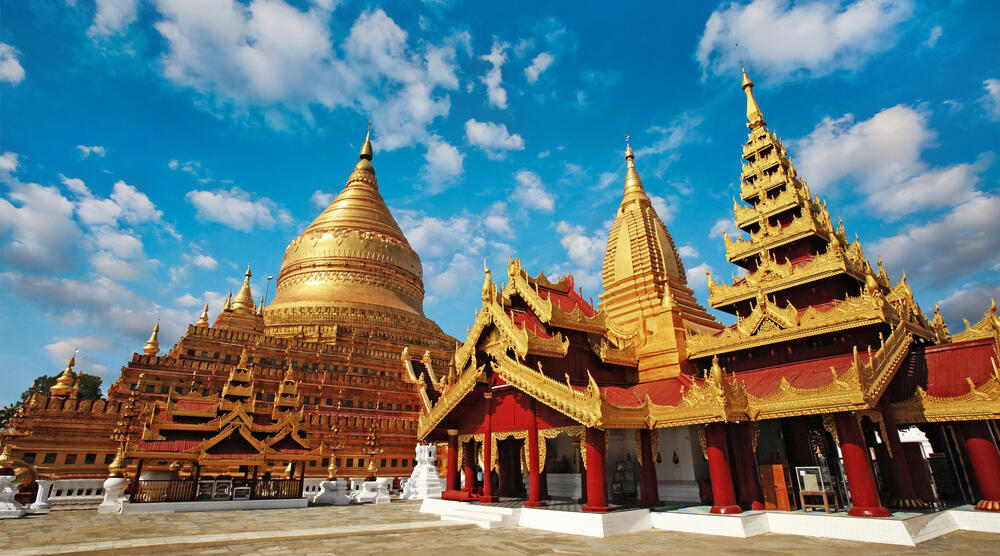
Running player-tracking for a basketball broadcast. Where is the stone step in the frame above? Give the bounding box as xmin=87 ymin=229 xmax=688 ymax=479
xmin=441 ymin=515 xmax=506 ymax=529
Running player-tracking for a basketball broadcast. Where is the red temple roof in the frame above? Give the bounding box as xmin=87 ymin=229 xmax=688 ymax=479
xmin=601 ymin=376 xmax=692 ymax=408
xmin=538 ymin=275 xmax=597 ymax=317
xmin=728 ymin=351 xmax=869 ymax=399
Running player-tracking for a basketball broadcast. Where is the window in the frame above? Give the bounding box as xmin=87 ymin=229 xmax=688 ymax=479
xmin=129 ymin=383 xmax=137 ymax=391
xmin=322 ymin=364 xmax=329 ymax=371
xmin=43 ymin=453 xmax=56 ymax=464
xmin=357 ymin=458 xmax=365 ymax=468
xmin=321 ymin=458 xmax=329 ymax=467
xmin=84 ymin=454 xmax=96 ymax=465
xmin=213 ymin=352 xmax=219 ymax=359
xmin=405 ymin=405 xmax=411 ymax=411
xmin=346 ymin=458 xmax=353 ymax=468
xmin=255 ymin=393 xmax=263 ymax=400
xmin=391 ymin=459 xmax=397 ymax=468
xmin=267 ymin=394 xmax=275 ymax=402
xmin=303 ymin=396 xmax=310 ymax=404
xmin=202 ymin=389 xmax=210 ymax=396
xmin=145 ymin=385 xmax=155 ymax=393
xmin=326 ymin=398 xmax=332 ymax=405
xmin=380 ymin=459 xmax=386 ymax=468
xmin=159 ymin=385 xmax=169 ymax=394
xmin=64 ymin=454 xmax=77 ymax=464
xmin=104 ymin=454 xmax=115 ymax=465
xmin=309 ymin=460 xmax=316 ymax=467
xmin=345 ymin=400 xmax=354 ymax=408
xmin=335 ymin=458 xmax=341 ymax=467
xmin=22 ymin=453 xmax=35 ymax=464
xmin=357 ymin=400 xmax=363 ymax=408
xmin=200 ymin=351 xmax=208 ymax=357
xmin=367 ymin=402 xmax=373 ymax=409
xmin=187 ymin=349 xmax=195 ymax=356
xmin=225 ymin=354 xmax=232 ymax=361
xmin=312 ymin=364 xmax=318 ymax=370
xmin=386 ymin=403 xmax=392 ymax=410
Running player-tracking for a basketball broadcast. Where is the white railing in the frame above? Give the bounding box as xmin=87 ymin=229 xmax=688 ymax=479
xmin=47 ymin=479 xmax=107 ymax=507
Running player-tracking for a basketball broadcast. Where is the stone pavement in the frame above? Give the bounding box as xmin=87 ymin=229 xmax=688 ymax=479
xmin=2 ymin=501 xmax=998 ymax=555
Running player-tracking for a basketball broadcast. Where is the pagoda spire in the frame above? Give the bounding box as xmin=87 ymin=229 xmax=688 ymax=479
xmin=360 ymin=120 xmax=373 ymax=161
xmin=621 ymin=135 xmax=651 ymax=210
xmin=741 ymin=66 xmax=766 ymax=129
xmin=142 ymin=321 xmax=160 ymax=355
xmin=196 ymin=303 xmax=210 ymax=327
xmin=231 ymin=265 xmax=255 ymax=312
xmin=49 ymin=350 xmax=77 ymax=398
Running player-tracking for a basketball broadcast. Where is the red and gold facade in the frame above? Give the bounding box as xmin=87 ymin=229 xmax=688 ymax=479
xmin=3 ymin=130 xmax=455 ymax=481
xmin=410 ymin=71 xmax=1000 ymax=516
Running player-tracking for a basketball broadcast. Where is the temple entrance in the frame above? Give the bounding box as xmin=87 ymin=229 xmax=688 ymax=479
xmin=496 ymin=437 xmax=526 ymax=498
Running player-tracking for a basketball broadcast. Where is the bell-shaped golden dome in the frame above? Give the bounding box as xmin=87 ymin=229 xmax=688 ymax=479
xmin=264 ymin=127 xmax=428 ymax=330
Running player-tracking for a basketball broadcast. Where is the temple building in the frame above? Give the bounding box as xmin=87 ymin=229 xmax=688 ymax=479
xmin=3 ymin=129 xmax=456 ymax=483
xmin=408 ymin=70 xmax=1000 ymax=517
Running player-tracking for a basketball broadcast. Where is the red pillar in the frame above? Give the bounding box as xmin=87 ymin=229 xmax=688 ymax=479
xmin=462 ymin=439 xmax=476 ymax=495
xmin=638 ymin=429 xmax=660 ymax=507
xmin=582 ymin=427 xmax=610 ymax=513
xmin=834 ymin=412 xmax=891 ymax=517
xmin=525 ymin=399 xmax=545 ymax=507
xmin=731 ymin=422 xmax=764 ymax=510
xmin=960 ymin=420 xmax=1000 ymax=511
xmin=480 ymin=392 xmax=497 ymax=503
xmin=877 ymin=401 xmax=925 ymax=509
xmin=706 ymin=423 xmax=741 ymax=514
xmin=446 ymin=429 xmax=459 ymax=492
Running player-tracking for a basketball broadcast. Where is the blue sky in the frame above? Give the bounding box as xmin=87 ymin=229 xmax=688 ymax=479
xmin=1 ymin=0 xmax=998 ymax=404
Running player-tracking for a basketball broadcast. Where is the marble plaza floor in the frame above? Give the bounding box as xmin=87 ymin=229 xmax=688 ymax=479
xmin=2 ymin=501 xmax=999 ymax=555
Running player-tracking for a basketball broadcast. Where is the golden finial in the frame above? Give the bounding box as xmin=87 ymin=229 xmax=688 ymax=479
xmin=50 ymin=350 xmax=78 ymax=397
xmin=481 ymin=260 xmax=492 ymax=301
xmin=741 ymin=66 xmax=766 ymax=129
xmin=360 ymin=120 xmax=373 ymax=160
xmin=108 ymin=444 xmax=126 ymax=477
xmin=232 ymin=264 xmax=255 ymax=311
xmin=224 ymin=291 xmax=232 ymax=311
xmin=143 ymin=320 xmax=160 ymax=356
xmin=622 ymin=134 xmax=646 ymax=202
xmin=196 ymin=303 xmax=210 ymax=327
xmin=237 ymin=346 xmax=250 ymax=369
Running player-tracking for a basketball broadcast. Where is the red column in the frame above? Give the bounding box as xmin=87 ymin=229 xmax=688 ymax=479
xmin=960 ymin=420 xmax=1000 ymax=511
xmin=878 ymin=401 xmax=925 ymax=509
xmin=582 ymin=427 xmax=610 ymax=513
xmin=526 ymin=399 xmax=545 ymax=507
xmin=480 ymin=392 xmax=497 ymax=503
xmin=706 ymin=423 xmax=741 ymax=514
xmin=462 ymin=439 xmax=476 ymax=495
xmin=731 ymin=422 xmax=764 ymax=510
xmin=446 ymin=429 xmax=459 ymax=492
xmin=834 ymin=412 xmax=891 ymax=517
xmin=638 ymin=429 xmax=660 ymax=507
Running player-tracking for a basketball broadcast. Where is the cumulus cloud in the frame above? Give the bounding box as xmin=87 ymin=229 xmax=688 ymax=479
xmin=77 ymin=145 xmax=107 ymax=158
xmin=524 ymin=52 xmax=554 ymax=83
xmin=310 ymin=189 xmax=335 ymax=209
xmin=924 ymin=25 xmax=942 ymax=48
xmin=90 ymin=0 xmax=140 ymax=36
xmin=0 ymin=152 xmax=19 ymax=172
xmin=44 ymin=336 xmax=115 ymax=368
xmin=153 ymin=4 xmax=461 ymax=151
xmin=709 ymin=218 xmax=738 ymax=239
xmin=556 ymin=221 xmax=605 ymax=267
xmin=981 ymin=79 xmax=1000 ymax=121
xmin=871 ymin=195 xmax=1000 ymax=286
xmin=0 ymin=178 xmax=81 ymax=271
xmin=480 ymin=38 xmax=509 ymax=109
xmin=464 ymin=118 xmax=525 ymax=159
xmin=937 ymin=283 xmax=1000 ymax=332
xmin=483 ymin=201 xmax=513 ymax=238
xmin=686 ymin=262 xmax=713 ymax=291
xmin=678 ymin=244 xmax=699 ymax=259
xmin=191 ymin=254 xmax=218 ymax=270
xmin=793 ymin=105 xmax=992 ymax=218
xmin=421 ymin=136 xmax=465 ymax=192
xmin=697 ymin=0 xmax=913 ymax=81
xmin=0 ymin=43 xmax=25 ymax=85
xmin=511 ymin=170 xmax=554 ymax=212
xmin=185 ymin=186 xmax=289 ymax=231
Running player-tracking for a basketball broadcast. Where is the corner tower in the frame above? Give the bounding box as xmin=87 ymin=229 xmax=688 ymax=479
xmin=599 ymin=140 xmax=721 ymax=381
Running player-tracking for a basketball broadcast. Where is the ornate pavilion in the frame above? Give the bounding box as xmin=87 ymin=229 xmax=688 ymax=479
xmin=407 ymin=70 xmax=1000 ymax=517
xmin=2 ymin=129 xmax=456 ymax=484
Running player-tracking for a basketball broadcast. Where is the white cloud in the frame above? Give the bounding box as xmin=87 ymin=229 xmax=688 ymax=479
xmin=710 ymin=218 xmax=738 ymax=239
xmin=678 ymin=244 xmax=699 ymax=259
xmin=483 ymin=201 xmax=513 ymax=238
xmin=537 ymin=150 xmax=550 ymax=159
xmin=480 ymin=38 xmax=509 ymax=109
xmin=0 ymin=152 xmax=19 ymax=172
xmin=175 ymin=293 xmax=200 ymax=306
xmin=90 ymin=0 xmax=140 ymax=36
xmin=44 ymin=337 xmax=115 ymax=367
xmin=937 ymin=283 xmax=1000 ymax=331
xmin=59 ymin=175 xmax=90 ymax=196
xmin=76 ymin=145 xmax=107 ymax=158
xmin=464 ymin=118 xmax=525 ymax=159
xmin=524 ymin=52 xmax=554 ymax=83
xmin=924 ymin=25 xmax=942 ymax=48
xmin=595 ymin=171 xmax=616 ymax=191
xmin=635 ymin=113 xmax=703 ymax=175
xmin=0 ymin=177 xmax=81 ymax=270
xmin=111 ymin=180 xmax=164 ymax=224
xmin=793 ymin=105 xmax=992 ymax=218
xmin=0 ymin=43 xmax=25 ymax=85
xmin=871 ymin=195 xmax=1000 ymax=286
xmin=153 ymin=4 xmax=459 ymax=150
xmin=77 ymin=198 xmax=122 ymax=227
xmin=686 ymin=262 xmax=713 ymax=291
xmin=981 ymin=79 xmax=1000 ymax=121
xmin=511 ymin=170 xmax=554 ymax=212
xmin=649 ymin=194 xmax=675 ymax=223
xmin=310 ymin=189 xmax=335 ymax=209
xmin=697 ymin=0 xmax=913 ymax=81
xmin=421 ymin=136 xmax=465 ymax=192
xmin=185 ymin=186 xmax=288 ymax=231
xmin=556 ymin=221 xmax=605 ymax=267
xmin=191 ymin=254 xmax=218 ymax=270
xmin=90 ymin=250 xmax=148 ymax=281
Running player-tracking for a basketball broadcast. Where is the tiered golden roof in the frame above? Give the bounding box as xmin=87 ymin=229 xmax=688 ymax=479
xmin=142 ymin=321 xmax=160 ymax=356
xmin=690 ymin=69 xmax=934 ymax=358
xmin=49 ymin=351 xmax=77 ymax=398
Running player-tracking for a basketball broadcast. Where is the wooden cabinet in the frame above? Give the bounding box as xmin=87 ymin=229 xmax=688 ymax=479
xmin=759 ymin=462 xmax=795 ymax=511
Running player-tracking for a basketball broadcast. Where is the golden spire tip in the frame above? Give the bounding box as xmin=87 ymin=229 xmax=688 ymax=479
xmin=360 ymin=121 xmax=373 ymax=161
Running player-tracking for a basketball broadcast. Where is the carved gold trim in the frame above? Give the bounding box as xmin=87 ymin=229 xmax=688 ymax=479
xmin=822 ymin=414 xmax=839 ymax=446
xmin=539 ymin=426 xmax=584 ymax=471
xmin=893 ymin=357 xmax=1000 ymax=424
xmin=750 ymin=422 xmax=760 ymax=453
xmin=696 ymin=425 xmax=708 ymax=460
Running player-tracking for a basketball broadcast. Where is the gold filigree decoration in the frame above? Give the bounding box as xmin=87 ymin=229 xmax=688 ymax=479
xmin=696 ymin=425 xmax=708 ymax=460
xmin=893 ymin=356 xmax=1000 ymax=424
xmin=954 ymin=299 xmax=1000 ymax=342
xmin=417 ymin=363 xmax=483 ymax=439
xmin=490 ymin=430 xmax=528 ymax=472
xmin=750 ymin=422 xmax=760 ymax=453
xmin=539 ymin=426 xmax=584 ymax=471
xmin=822 ymin=414 xmax=839 ymax=446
